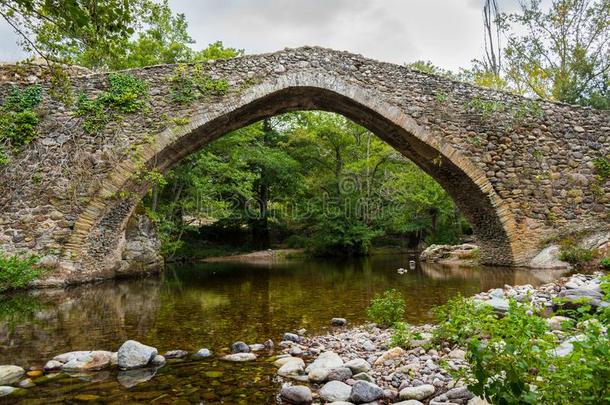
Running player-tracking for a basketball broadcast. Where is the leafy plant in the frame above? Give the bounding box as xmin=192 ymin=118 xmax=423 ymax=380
xmin=390 ymin=321 xmax=413 ymax=348
xmin=593 ymin=156 xmax=610 ymax=180
xmin=76 ymin=73 xmax=148 ymax=133
xmin=0 ymin=85 xmax=43 ymax=159
xmin=559 ymin=246 xmax=595 ymax=266
xmin=601 ymin=257 xmax=610 ymax=270
xmin=0 ymin=252 xmax=43 ymax=292
xmin=169 ymin=64 xmax=230 ymax=104
xmin=366 ymin=289 xmax=406 ymax=327
xmin=433 ymin=295 xmax=496 ymax=344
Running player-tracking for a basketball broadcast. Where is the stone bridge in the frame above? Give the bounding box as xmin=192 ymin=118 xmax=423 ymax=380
xmin=0 ymin=47 xmax=608 ymax=284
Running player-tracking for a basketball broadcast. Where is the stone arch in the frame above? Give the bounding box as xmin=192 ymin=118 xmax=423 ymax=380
xmin=61 ymin=72 xmax=525 ymax=279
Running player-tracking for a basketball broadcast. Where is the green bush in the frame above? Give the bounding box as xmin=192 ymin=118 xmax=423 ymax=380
xmin=0 ymin=252 xmax=43 ymax=292
xmin=559 ymin=246 xmax=595 ymax=265
xmin=433 ymin=295 xmax=497 ymax=344
xmin=77 ymin=73 xmax=148 ymax=133
xmin=433 ymin=291 xmax=610 ymax=404
xmin=0 ymin=85 xmax=43 ymax=161
xmin=600 ymin=257 xmax=610 ymax=270
xmin=170 ymin=64 xmax=229 ymax=104
xmin=593 ymin=156 xmax=610 ymax=179
xmin=390 ymin=321 xmax=413 ymax=348
xmin=366 ymin=289 xmax=405 ymax=327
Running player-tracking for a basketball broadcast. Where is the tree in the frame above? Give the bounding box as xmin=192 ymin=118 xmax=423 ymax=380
xmin=501 ymin=0 xmax=609 ymax=108
xmin=0 ymin=0 xmax=138 ymax=66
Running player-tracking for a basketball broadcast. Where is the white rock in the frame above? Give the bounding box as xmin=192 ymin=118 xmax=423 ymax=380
xmin=399 ymin=384 xmax=436 ymax=400
xmin=117 ymin=340 xmax=158 ymax=369
xmin=221 ymin=353 xmax=257 ymax=362
xmin=0 ymin=366 xmax=24 ymax=385
xmin=344 ymin=358 xmax=371 ymax=374
xmin=305 ymin=351 xmax=343 ymax=373
xmin=529 ymin=246 xmax=570 ymax=269
xmin=320 ymin=380 xmax=352 ymax=402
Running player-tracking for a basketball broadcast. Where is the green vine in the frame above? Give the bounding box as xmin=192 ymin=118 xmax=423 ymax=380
xmin=76 ymin=73 xmax=148 ymax=134
xmin=0 ymin=84 xmax=43 ymax=164
xmin=169 ymin=64 xmax=229 ymax=104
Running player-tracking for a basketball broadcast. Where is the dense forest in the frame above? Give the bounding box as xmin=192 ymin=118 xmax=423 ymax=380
xmin=142 ymin=113 xmax=468 ymax=259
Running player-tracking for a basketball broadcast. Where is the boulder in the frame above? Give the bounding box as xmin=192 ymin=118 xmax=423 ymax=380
xmin=529 ymin=246 xmax=570 ymax=269
xmin=117 ymin=340 xmax=158 ymax=369
xmin=331 ymin=318 xmax=347 ymax=326
xmin=374 ymin=347 xmax=405 ymax=366
xmin=305 ymin=351 xmax=343 ymax=374
xmin=221 ymin=353 xmax=257 ymax=362
xmin=349 ymin=380 xmax=384 ymax=403
xmin=280 ymin=385 xmax=313 ymax=404
xmin=0 ymin=366 xmax=25 ymax=385
xmin=231 ymin=341 xmax=251 ymax=354
xmin=278 ymin=359 xmax=305 ymax=378
xmin=275 ymin=356 xmax=304 ymax=368
xmin=43 ymin=360 xmax=63 ymax=371
xmin=344 ymin=358 xmax=371 ymax=374
xmin=150 ymin=355 xmax=166 ymax=367
xmin=0 ymin=386 xmax=21 ymax=397
xmin=283 ymin=333 xmax=300 ymax=343
xmin=327 ymin=367 xmax=353 ymax=382
xmin=320 ymin=380 xmax=352 ymax=402
xmin=60 ymin=351 xmax=113 ymax=372
xmin=399 ymin=384 xmax=435 ymax=401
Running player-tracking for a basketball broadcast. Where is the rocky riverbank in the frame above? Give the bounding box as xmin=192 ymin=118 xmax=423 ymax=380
xmin=0 ymin=271 xmax=607 ymax=403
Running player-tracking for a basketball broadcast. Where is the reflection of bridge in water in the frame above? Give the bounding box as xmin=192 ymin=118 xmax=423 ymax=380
xmin=419 ymin=261 xmax=568 ymax=290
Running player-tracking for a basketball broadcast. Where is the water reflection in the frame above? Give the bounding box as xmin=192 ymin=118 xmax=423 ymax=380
xmin=0 ymin=255 xmax=565 ymax=369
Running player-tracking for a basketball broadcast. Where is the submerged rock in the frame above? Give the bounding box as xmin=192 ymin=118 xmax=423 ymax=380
xmin=221 ymin=353 xmax=257 ymax=362
xmin=0 ymin=366 xmax=25 ymax=386
xmin=117 ymin=340 xmax=158 ymax=369
xmin=164 ymin=350 xmax=188 ymax=359
xmin=231 ymin=341 xmax=251 ymax=354
xmin=283 ymin=333 xmax=300 ymax=343
xmin=280 ymin=385 xmax=313 ymax=404
xmin=331 ymin=318 xmax=347 ymax=326
xmin=192 ymin=348 xmax=212 ymax=359
xmin=0 ymin=386 xmax=22 ymax=397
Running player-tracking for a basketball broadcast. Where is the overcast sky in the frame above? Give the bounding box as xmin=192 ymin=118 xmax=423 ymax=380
xmin=0 ymin=0 xmax=522 ymax=71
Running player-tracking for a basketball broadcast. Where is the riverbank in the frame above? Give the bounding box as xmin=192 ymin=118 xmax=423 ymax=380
xmin=0 ymin=268 xmax=606 ymax=403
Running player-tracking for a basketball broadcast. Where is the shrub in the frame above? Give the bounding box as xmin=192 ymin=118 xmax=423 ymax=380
xmin=593 ymin=156 xmax=610 ymax=179
xmin=390 ymin=321 xmax=413 ymax=348
xmin=0 ymin=252 xmax=43 ymax=292
xmin=600 ymin=257 xmax=610 ymax=270
xmin=77 ymin=73 xmax=148 ymax=133
xmin=366 ymin=289 xmax=405 ymax=327
xmin=559 ymin=246 xmax=595 ymax=265
xmin=170 ymin=64 xmax=229 ymax=104
xmin=433 ymin=295 xmax=497 ymax=345
xmin=0 ymin=85 xmax=43 ymax=160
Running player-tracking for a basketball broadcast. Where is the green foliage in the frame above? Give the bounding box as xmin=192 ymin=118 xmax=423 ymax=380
xmin=390 ymin=321 xmax=413 ymax=349
xmin=366 ymin=289 xmax=406 ymax=327
xmin=433 ymin=295 xmax=497 ymax=344
xmin=0 ymin=84 xmax=42 ymax=163
xmin=559 ymin=246 xmax=595 ymax=265
xmin=600 ymin=257 xmax=610 ymax=270
xmin=434 ymin=289 xmax=610 ymax=404
xmin=501 ymin=0 xmax=609 ymax=109
xmin=0 ymin=252 xmax=43 ymax=292
xmin=76 ymin=73 xmax=148 ymax=133
xmin=0 ymin=294 xmax=44 ymax=331
xmin=593 ymin=156 xmax=610 ymax=179
xmin=169 ymin=64 xmax=230 ymax=104
xmin=467 ymin=97 xmax=505 ymax=119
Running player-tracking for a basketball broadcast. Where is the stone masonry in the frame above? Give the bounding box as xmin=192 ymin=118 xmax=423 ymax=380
xmin=0 ymin=47 xmax=608 ymax=284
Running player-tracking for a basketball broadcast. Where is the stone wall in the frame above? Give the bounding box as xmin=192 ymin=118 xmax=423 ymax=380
xmin=0 ymin=46 xmax=608 ymax=283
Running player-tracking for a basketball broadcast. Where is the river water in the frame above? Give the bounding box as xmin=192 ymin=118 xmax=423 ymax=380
xmin=0 ymin=255 xmax=564 ymax=403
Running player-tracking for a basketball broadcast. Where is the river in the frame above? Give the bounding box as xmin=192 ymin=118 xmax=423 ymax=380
xmin=0 ymin=255 xmax=565 ymax=403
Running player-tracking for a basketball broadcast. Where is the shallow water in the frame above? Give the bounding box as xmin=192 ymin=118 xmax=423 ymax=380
xmin=0 ymin=255 xmax=564 ymax=403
